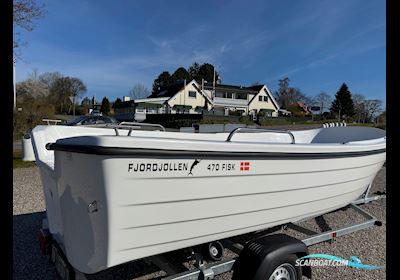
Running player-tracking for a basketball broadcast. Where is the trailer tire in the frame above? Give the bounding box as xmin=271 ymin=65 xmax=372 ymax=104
xmin=202 ymin=241 xmax=224 ymax=261
xmin=234 ymin=254 xmax=302 ymax=280
xmin=262 ymin=254 xmax=302 ymax=280
xmin=232 ymin=234 xmax=310 ymax=280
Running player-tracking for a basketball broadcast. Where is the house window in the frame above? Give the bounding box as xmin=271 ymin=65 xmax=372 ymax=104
xmin=188 ymin=91 xmax=196 ymax=98
xmin=263 ymin=96 xmax=268 ymax=102
xmin=226 ymin=92 xmax=233 ymax=99
xmin=215 ymin=91 xmax=225 ymax=98
xmin=235 ymin=93 xmax=247 ymax=99
xmin=259 ymin=96 xmax=263 ymax=101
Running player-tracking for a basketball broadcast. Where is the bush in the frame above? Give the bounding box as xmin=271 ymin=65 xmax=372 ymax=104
xmin=75 ymin=105 xmax=89 ymax=115
xmin=322 ymin=112 xmax=333 ymax=119
xmin=239 ymin=116 xmax=255 ymax=125
xmin=229 ymin=110 xmax=245 ymax=116
xmin=200 ymin=118 xmax=231 ymax=124
xmin=13 ymin=103 xmax=56 ymax=136
xmin=259 ymin=118 xmax=290 ymax=126
xmin=286 ymin=105 xmax=307 ymax=117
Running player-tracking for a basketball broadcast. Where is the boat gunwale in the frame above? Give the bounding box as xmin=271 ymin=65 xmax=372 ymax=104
xmin=46 ymin=143 xmax=386 ymax=159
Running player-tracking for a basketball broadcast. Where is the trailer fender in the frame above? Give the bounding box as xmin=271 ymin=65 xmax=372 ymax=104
xmin=232 ymin=233 xmax=311 ymax=280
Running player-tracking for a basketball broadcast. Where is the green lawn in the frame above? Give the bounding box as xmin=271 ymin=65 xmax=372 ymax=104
xmin=13 ymin=151 xmax=36 ymax=169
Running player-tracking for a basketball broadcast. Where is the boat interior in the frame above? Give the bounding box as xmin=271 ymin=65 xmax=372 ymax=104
xmin=31 ymin=125 xmax=386 ymax=173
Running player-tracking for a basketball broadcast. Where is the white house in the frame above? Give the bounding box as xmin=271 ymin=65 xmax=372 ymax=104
xmin=115 ymin=80 xmax=280 ymax=119
xmin=202 ymin=83 xmax=280 ymax=117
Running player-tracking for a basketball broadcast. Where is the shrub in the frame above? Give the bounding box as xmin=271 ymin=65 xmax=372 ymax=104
xmin=75 ymin=105 xmax=89 ymax=115
xmin=13 ymin=103 xmax=56 ymax=136
xmin=375 ymin=124 xmax=386 ymax=130
xmin=239 ymin=116 xmax=255 ymax=125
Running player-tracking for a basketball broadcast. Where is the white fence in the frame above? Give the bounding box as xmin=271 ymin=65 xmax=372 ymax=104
xmin=322 ymin=122 xmax=347 ymax=128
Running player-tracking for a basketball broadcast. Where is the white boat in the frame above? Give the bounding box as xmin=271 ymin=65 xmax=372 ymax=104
xmin=30 ymin=124 xmax=386 ymax=274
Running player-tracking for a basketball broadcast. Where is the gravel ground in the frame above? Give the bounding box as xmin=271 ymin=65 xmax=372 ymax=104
xmin=13 ymin=140 xmax=22 ymax=153
xmin=13 ymin=166 xmax=386 ymax=280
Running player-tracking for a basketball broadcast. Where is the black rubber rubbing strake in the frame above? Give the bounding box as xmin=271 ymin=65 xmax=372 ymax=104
xmin=46 ymin=143 xmax=386 ymax=160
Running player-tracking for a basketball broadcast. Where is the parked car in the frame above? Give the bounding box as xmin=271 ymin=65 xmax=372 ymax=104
xmin=64 ymin=115 xmax=119 ymax=126
xmin=89 ymin=109 xmax=102 ymax=116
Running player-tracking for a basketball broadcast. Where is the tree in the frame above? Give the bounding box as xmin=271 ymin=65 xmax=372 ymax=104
xmin=314 ymin=92 xmax=332 ymax=115
xmin=188 ymin=62 xmax=200 ymax=80
xmin=51 ymin=76 xmax=87 ymax=115
xmin=352 ymin=93 xmax=366 ymax=123
xmin=151 ymin=71 xmax=172 ymax=95
xmin=130 ymin=83 xmax=150 ymax=99
xmin=17 ymin=69 xmax=49 ymax=100
xmin=68 ymin=77 xmax=87 ymax=115
xmin=274 ymin=78 xmax=290 ymax=109
xmin=377 ymin=111 xmax=386 ymax=123
xmin=274 ymin=78 xmax=307 ymax=109
xmin=171 ymin=67 xmax=191 ymax=82
xmin=330 ymin=83 xmax=354 ymax=120
xmin=100 ymin=97 xmax=110 ymax=115
xmin=352 ymin=94 xmax=382 ymax=123
xmin=50 ymin=78 xmax=70 ymax=114
xmin=13 ymin=0 xmax=46 ymax=57
xmin=38 ymin=71 xmax=64 ymax=105
xmin=296 ymin=90 xmax=313 ymax=106
xmin=39 ymin=71 xmax=63 ymax=89
xmin=197 ymin=63 xmax=219 ymax=83
xmin=14 ymin=73 xmax=57 ymax=134
xmin=363 ymin=99 xmax=382 ymax=123
xmin=151 ymin=63 xmax=221 ymax=95
xmin=15 ymin=70 xmax=88 ymax=115
xmin=81 ymin=97 xmax=91 ymax=107
xmin=113 ymin=98 xmax=123 ymax=109
xmin=16 ymin=78 xmax=49 ymax=102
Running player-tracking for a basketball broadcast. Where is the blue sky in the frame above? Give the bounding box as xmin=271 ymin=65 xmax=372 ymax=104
xmin=15 ymin=0 xmax=386 ymax=105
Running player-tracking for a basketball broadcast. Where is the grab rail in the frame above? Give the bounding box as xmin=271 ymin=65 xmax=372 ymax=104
xmin=226 ymin=127 xmax=296 ymax=144
xmin=82 ymin=122 xmax=166 ymax=136
xmin=116 ymin=122 xmax=165 ymax=136
xmin=119 ymin=122 xmax=166 ymax=131
xmin=42 ymin=119 xmax=63 ymax=125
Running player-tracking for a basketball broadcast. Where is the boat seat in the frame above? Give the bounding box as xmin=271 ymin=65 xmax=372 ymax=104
xmin=311 ymin=127 xmax=386 ymax=144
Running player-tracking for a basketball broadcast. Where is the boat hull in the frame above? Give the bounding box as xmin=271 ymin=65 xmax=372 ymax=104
xmin=52 ymin=150 xmax=385 ymax=273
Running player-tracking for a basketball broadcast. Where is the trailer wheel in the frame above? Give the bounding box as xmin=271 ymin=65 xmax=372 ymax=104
xmin=232 ymin=234 xmax=309 ymax=280
xmin=234 ymin=253 xmax=302 ymax=280
xmin=202 ymin=241 xmax=224 ymax=261
xmin=265 ymin=254 xmax=302 ymax=280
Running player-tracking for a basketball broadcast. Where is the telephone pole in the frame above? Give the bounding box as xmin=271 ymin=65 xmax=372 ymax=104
xmin=13 ymin=58 xmax=16 ymax=109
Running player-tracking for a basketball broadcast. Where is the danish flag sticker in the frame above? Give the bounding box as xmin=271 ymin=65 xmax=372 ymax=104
xmin=240 ymin=161 xmax=250 ymax=171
